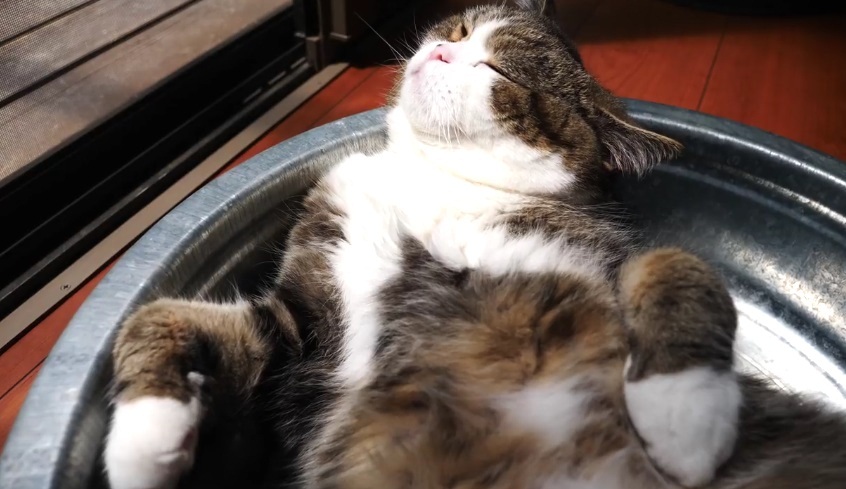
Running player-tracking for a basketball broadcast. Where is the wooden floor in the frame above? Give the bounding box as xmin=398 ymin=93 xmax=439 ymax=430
xmin=1 ymin=0 xmax=845 ymax=450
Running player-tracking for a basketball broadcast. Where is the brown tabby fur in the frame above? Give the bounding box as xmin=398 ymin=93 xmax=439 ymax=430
xmin=109 ymin=2 xmax=846 ymax=488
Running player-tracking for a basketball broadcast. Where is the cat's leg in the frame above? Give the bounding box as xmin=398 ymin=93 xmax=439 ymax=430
xmin=618 ymin=249 xmax=740 ymax=488
xmin=104 ymin=296 xmax=299 ymax=489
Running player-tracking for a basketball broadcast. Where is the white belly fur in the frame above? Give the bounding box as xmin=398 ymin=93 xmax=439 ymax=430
xmin=324 ymin=152 xmax=605 ymax=388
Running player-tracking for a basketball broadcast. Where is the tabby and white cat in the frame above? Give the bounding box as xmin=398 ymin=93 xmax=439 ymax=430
xmin=103 ymin=1 xmax=846 ymax=488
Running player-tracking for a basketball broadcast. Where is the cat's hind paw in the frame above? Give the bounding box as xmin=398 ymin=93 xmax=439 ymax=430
xmin=624 ymin=366 xmax=741 ymax=488
xmin=105 ymin=395 xmax=202 ymax=489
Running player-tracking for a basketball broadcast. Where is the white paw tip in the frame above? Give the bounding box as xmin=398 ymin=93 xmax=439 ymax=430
xmin=105 ymin=396 xmax=202 ymax=489
xmin=625 ymin=367 xmax=741 ymax=488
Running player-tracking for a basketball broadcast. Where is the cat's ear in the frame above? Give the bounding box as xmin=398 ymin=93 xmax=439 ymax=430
xmin=595 ymin=108 xmax=683 ymax=175
xmin=515 ymin=0 xmax=557 ymax=18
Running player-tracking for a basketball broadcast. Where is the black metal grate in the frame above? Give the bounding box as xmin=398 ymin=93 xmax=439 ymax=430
xmin=0 ymin=0 xmax=199 ymax=184
xmin=0 ymin=0 xmax=95 ymax=44
xmin=0 ymin=0 xmax=303 ymax=322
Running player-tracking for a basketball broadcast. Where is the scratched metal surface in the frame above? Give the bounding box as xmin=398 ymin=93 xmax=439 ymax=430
xmin=619 ymin=100 xmax=846 ymax=408
xmin=2 ymin=101 xmax=845 ymax=488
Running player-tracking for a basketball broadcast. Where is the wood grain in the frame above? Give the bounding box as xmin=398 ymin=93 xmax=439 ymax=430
xmin=314 ymin=66 xmax=398 ymax=125
xmin=575 ymin=0 xmax=725 ymax=110
xmin=0 ymin=263 xmax=113 ymax=399
xmin=0 ymin=365 xmax=41 ymax=449
xmin=699 ymin=14 xmax=846 ymax=160
xmin=221 ymin=66 xmax=377 ymax=174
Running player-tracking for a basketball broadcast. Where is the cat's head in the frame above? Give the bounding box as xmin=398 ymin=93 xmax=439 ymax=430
xmin=390 ymin=1 xmax=681 ymax=193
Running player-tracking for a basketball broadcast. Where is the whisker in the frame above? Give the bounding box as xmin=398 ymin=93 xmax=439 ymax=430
xmin=356 ymin=13 xmax=405 ymax=62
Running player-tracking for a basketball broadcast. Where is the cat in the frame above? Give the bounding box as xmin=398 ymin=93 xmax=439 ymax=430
xmin=103 ymin=1 xmax=846 ymax=488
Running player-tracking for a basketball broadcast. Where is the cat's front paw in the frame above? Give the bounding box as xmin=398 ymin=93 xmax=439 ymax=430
xmin=105 ymin=393 xmax=203 ymax=489
xmin=625 ymin=366 xmax=740 ymax=487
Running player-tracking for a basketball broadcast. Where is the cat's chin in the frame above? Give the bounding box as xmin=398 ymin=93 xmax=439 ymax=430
xmin=387 ymin=104 xmax=497 ymax=150
xmin=387 ymin=105 xmax=461 ymax=147
xmin=394 ymin=94 xmax=460 ymax=142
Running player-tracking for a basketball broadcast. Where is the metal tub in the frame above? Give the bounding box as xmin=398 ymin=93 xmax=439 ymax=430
xmin=3 ymin=101 xmax=846 ymax=488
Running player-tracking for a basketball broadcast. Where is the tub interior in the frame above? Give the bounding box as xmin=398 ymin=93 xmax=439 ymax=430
xmin=5 ymin=104 xmax=846 ymax=489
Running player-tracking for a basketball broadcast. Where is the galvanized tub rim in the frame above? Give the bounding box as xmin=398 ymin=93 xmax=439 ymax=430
xmin=2 ymin=100 xmax=846 ymax=489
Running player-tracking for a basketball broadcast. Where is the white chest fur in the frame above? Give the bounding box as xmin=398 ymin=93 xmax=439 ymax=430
xmin=322 ymin=148 xmax=604 ymax=388
xmin=324 ymin=150 xmax=514 ymax=387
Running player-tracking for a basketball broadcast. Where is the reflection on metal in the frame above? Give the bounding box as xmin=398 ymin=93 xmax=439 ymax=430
xmin=3 ymin=101 xmax=846 ymax=488
xmin=734 ymin=296 xmax=846 ymax=409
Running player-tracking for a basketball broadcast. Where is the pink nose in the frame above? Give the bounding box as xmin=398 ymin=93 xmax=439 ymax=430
xmin=428 ymin=44 xmax=453 ymax=63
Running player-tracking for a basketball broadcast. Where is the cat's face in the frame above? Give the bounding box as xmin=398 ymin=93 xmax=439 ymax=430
xmin=395 ymin=1 xmax=681 ymax=181
xmin=399 ymin=4 xmax=582 ymax=139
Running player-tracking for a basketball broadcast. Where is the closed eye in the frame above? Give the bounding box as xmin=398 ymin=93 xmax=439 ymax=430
xmin=474 ymin=61 xmax=530 ymax=90
xmin=475 ymin=61 xmax=507 ymax=78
